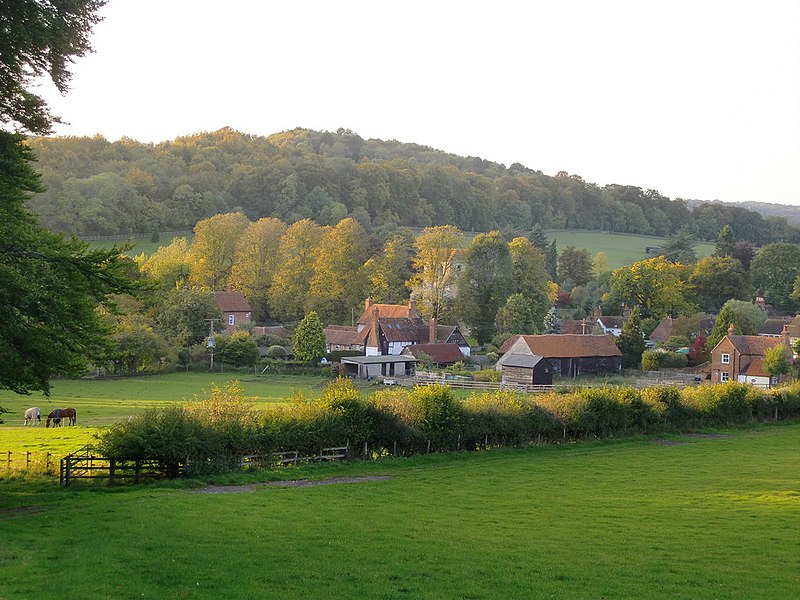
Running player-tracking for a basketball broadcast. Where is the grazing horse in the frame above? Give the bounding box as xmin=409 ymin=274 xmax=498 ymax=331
xmin=46 ymin=408 xmax=77 ymax=427
xmin=46 ymin=409 xmax=62 ymax=428
xmin=24 ymin=407 xmax=41 ymax=426
xmin=60 ymin=407 xmax=77 ymax=426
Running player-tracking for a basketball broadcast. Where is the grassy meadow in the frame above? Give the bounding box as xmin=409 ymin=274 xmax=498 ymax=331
xmin=1 ymin=421 xmax=798 ymax=599
xmin=548 ymin=229 xmax=715 ymax=270
xmin=0 ymin=373 xmax=329 ymax=456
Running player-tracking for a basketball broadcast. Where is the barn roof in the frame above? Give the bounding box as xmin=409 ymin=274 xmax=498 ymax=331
xmin=501 ymin=353 xmax=546 ymax=369
xmin=402 ymin=343 xmax=464 ymax=364
xmin=520 ymin=334 xmax=622 ymax=358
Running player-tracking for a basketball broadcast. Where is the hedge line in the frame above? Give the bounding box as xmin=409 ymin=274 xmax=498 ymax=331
xmin=96 ymin=380 xmax=800 ymax=474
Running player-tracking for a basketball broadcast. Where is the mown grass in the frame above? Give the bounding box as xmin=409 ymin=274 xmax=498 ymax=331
xmin=548 ymin=229 xmax=715 ymax=270
xmin=1 ymin=421 xmax=798 ymax=599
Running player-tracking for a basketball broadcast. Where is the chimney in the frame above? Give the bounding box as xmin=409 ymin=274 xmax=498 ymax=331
xmin=370 ymin=306 xmax=380 ymax=350
xmin=727 ymin=322 xmax=735 ymax=336
xmin=365 ymin=297 xmax=373 ymax=311
xmin=429 ymin=316 xmax=437 ymax=344
xmin=408 ymin=299 xmax=417 ymax=319
xmin=783 ymin=324 xmax=790 ymax=348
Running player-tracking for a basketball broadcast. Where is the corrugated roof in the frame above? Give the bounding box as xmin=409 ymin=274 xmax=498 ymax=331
xmin=521 ymin=334 xmax=622 ymax=358
xmin=502 ymin=353 xmax=545 ymax=369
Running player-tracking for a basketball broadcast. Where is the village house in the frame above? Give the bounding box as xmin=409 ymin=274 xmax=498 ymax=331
xmin=213 ymin=291 xmax=252 ymax=332
xmin=596 ymin=315 xmax=626 ymax=337
xmin=323 ymin=325 xmax=364 ymax=353
xmin=710 ymin=323 xmax=792 ymax=389
xmin=496 ymin=334 xmax=622 ymax=377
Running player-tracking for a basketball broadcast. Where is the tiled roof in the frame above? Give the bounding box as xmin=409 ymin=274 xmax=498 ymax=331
xmin=649 ymin=317 xmax=673 ymax=342
xmin=323 ymin=325 xmax=359 ymax=346
xmin=498 ymin=335 xmax=520 ymax=355
xmin=253 ymin=326 xmax=291 ymax=339
xmin=520 ymin=334 xmax=622 ymax=358
xmin=757 ymin=318 xmax=792 ymax=336
xmin=598 ymin=316 xmax=625 ymax=329
xmin=561 ymin=320 xmax=593 ymax=335
xmin=786 ymin=315 xmax=800 ymax=337
xmin=213 ymin=291 xmax=251 ymax=312
xmin=740 ymin=357 xmax=768 ymax=377
xmin=356 ymin=303 xmax=413 ymax=324
xmin=403 ymin=343 xmax=464 ymax=364
xmin=727 ymin=335 xmax=787 ymax=356
xmin=379 ymin=317 xmax=427 ymax=342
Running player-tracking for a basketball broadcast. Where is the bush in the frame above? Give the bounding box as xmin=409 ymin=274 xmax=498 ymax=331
xmin=266 ymin=345 xmax=288 ymax=359
xmin=409 ymin=385 xmax=464 ymax=449
xmin=472 ymin=369 xmax=501 ymax=382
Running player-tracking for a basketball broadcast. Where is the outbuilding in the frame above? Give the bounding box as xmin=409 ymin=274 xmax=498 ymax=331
xmin=500 ymin=353 xmax=553 ymax=386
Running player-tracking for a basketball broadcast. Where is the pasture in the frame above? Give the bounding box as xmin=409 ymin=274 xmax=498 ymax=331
xmin=1 ymin=421 xmax=798 ymax=599
xmin=548 ymin=229 xmax=715 ymax=270
xmin=0 ymin=373 xmax=328 ymax=456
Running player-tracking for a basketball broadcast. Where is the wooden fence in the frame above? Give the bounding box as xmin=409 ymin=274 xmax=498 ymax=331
xmin=60 ymin=446 xmax=184 ymax=487
xmin=2 ymin=450 xmax=55 ymax=472
xmin=407 ymin=373 xmax=563 ymax=393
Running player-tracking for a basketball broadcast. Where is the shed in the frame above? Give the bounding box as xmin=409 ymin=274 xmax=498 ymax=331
xmin=341 ymin=355 xmax=416 ymax=380
xmin=500 ymin=353 xmax=553 ymax=386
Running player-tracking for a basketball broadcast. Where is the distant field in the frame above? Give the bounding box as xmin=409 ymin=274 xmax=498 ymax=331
xmin=87 ymin=232 xmax=192 ymax=257
xmin=1 ymin=422 xmax=797 ymax=599
xmin=548 ymin=229 xmax=715 ymax=270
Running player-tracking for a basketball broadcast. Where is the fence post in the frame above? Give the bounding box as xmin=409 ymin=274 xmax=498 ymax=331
xmin=26 ymin=451 xmax=31 ymax=469
xmin=427 ymin=439 xmax=431 ymax=454
xmin=46 ymin=452 xmax=51 ymax=469
xmin=65 ymin=458 xmax=71 ymax=487
xmin=363 ymin=441 xmax=368 ymax=459
xmin=134 ymin=460 xmax=141 ymax=484
xmin=109 ymin=459 xmax=116 ymax=485
xmin=393 ymin=440 xmax=397 ymax=457
xmin=6 ymin=451 xmax=10 ymax=468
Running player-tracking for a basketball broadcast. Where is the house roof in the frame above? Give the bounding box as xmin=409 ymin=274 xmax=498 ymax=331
xmin=757 ymin=318 xmax=793 ymax=336
xmin=356 ymin=301 xmax=414 ymax=324
xmin=560 ymin=320 xmax=593 ymax=335
xmin=519 ymin=334 xmax=622 ymax=358
xmin=341 ymin=355 xmax=417 ymax=365
xmin=726 ymin=334 xmax=786 ymax=356
xmin=323 ymin=325 xmax=359 ymax=346
xmin=498 ymin=335 xmax=520 ymax=355
xmin=253 ymin=325 xmax=291 ymax=339
xmin=501 ymin=353 xmax=546 ymax=369
xmin=213 ymin=291 xmax=251 ymax=313
xmin=649 ymin=317 xmax=673 ymax=342
xmin=740 ymin=357 xmax=769 ymax=377
xmin=598 ymin=316 xmax=625 ymax=329
xmin=402 ymin=343 xmax=464 ymax=364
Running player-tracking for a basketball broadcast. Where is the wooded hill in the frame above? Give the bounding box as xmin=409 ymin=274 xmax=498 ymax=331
xmin=26 ymin=127 xmax=800 ymax=245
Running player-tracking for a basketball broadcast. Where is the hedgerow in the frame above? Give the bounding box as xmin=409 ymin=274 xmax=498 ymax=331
xmin=96 ymin=379 xmax=800 ymax=474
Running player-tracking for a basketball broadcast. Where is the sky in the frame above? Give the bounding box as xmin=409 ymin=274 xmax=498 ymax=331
xmin=36 ymin=0 xmax=800 ymax=206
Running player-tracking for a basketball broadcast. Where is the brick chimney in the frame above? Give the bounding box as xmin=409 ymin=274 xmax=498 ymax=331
xmin=365 ymin=297 xmax=373 ymax=311
xmin=783 ymin=323 xmax=790 ymax=348
xmin=727 ymin=322 xmax=735 ymax=336
xmin=429 ymin=316 xmax=437 ymax=344
xmin=408 ymin=299 xmax=417 ymax=319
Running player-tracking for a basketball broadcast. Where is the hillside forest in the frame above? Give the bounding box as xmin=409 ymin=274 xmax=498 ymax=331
xmin=25 ymin=127 xmax=800 ymax=245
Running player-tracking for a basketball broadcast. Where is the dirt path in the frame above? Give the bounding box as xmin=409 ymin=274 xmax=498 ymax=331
xmin=193 ymin=475 xmax=392 ymax=494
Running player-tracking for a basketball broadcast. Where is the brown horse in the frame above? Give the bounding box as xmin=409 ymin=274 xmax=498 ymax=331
xmin=46 ymin=408 xmax=77 ymax=427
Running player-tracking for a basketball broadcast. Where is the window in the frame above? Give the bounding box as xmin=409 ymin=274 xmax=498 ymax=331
xmin=721 ymin=372 xmax=729 ymax=382
xmin=228 ymin=314 xmax=235 ymax=326
xmin=721 ymin=353 xmax=730 ymax=364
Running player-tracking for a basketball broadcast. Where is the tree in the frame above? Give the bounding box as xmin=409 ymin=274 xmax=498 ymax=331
xmin=543 ymin=307 xmax=562 ymax=334
xmin=714 ymin=225 xmax=736 ymax=257
xmin=762 ymin=345 xmax=790 ymax=382
xmin=660 ymin=228 xmax=697 ymax=264
xmin=153 ymin=287 xmax=223 ymax=347
xmin=557 ymin=246 xmax=593 ymax=287
xmin=307 ymin=217 xmax=371 ymax=324
xmin=706 ymin=299 xmax=767 ymax=349
xmin=546 ymin=239 xmax=558 ymax=280
xmin=1 ymin=0 xmax=106 ymax=134
xmin=269 ymin=219 xmax=324 ymax=321
xmin=616 ymin=306 xmax=645 ymax=369
xmin=188 ymin=212 xmax=250 ymax=289
xmin=136 ymin=236 xmax=191 ymax=289
xmin=609 ymin=257 xmax=694 ymax=320
xmin=364 ymin=231 xmax=414 ymax=304
xmin=592 ymin=251 xmax=609 ymax=275
xmin=688 ymin=256 xmax=751 ymax=312
xmin=228 ymin=217 xmax=287 ymax=322
xmin=407 ymin=225 xmax=464 ymax=321
xmin=750 ymin=243 xmax=800 ymax=314
xmin=293 ymin=312 xmax=326 ymax=364
xmin=455 ymin=231 xmax=514 ymax=344
xmin=0 ymin=132 xmax=138 ymax=395
xmin=495 ymin=293 xmax=535 ymax=335
xmin=221 ymin=330 xmax=259 ymax=367
xmin=509 ymin=237 xmax=554 ymax=331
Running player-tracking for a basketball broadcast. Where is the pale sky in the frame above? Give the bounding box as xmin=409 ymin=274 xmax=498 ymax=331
xmin=36 ymin=0 xmax=800 ymax=205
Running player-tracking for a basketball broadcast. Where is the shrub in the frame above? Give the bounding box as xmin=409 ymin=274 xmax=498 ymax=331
xmin=472 ymin=369 xmax=501 ymax=382
xmin=266 ymin=345 xmax=288 ymax=359
xmin=409 ymin=385 xmax=464 ymax=449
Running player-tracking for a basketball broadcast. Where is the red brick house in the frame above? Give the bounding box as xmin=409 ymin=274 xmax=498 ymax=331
xmin=710 ymin=323 xmax=792 ymax=388
xmin=213 ymin=291 xmax=252 ymax=332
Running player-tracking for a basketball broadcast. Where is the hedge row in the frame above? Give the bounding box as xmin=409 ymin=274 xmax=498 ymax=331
xmin=96 ymin=379 xmax=800 ymax=474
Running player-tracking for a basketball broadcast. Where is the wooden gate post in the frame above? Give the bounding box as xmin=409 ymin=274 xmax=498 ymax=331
xmin=109 ymin=458 xmax=116 ymax=485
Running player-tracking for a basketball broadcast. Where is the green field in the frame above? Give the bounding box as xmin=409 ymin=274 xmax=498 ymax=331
xmin=0 ymin=373 xmax=328 ymax=456
xmin=548 ymin=229 xmax=715 ymax=270
xmin=88 ymin=233 xmax=193 ymax=257
xmin=0 ymin=421 xmax=797 ymax=599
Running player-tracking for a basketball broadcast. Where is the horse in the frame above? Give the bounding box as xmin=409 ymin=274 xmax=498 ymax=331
xmin=60 ymin=407 xmax=77 ymax=426
xmin=46 ymin=409 xmax=62 ymax=428
xmin=24 ymin=407 xmax=41 ymax=426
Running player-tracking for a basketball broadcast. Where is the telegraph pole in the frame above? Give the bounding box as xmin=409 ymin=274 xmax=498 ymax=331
xmin=204 ymin=318 xmax=221 ymax=371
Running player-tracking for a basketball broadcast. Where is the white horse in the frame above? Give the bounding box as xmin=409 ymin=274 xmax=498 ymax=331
xmin=24 ymin=407 xmax=41 ymax=426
